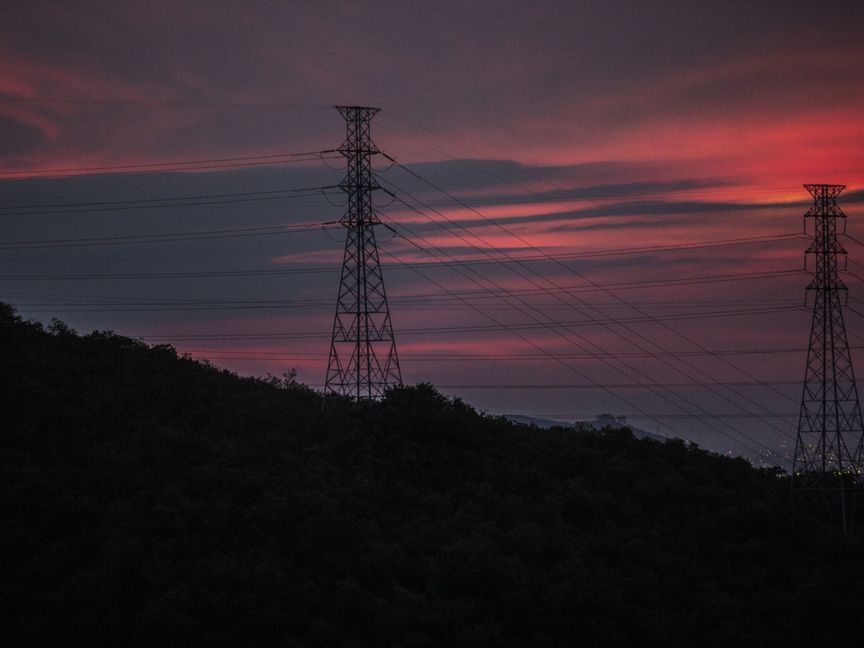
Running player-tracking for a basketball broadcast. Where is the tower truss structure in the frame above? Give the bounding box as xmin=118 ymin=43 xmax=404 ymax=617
xmin=325 ymin=106 xmax=402 ymax=399
xmin=793 ymin=184 xmax=864 ymax=526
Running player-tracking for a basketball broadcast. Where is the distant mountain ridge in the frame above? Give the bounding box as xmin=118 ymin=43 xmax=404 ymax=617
xmin=505 ymin=413 xmax=667 ymax=442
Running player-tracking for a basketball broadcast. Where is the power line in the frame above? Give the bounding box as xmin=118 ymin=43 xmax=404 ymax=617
xmin=156 ymin=347 xmax=832 ymax=361
xmin=0 ymin=150 xmax=340 ymax=179
xmin=843 ymin=232 xmax=864 ymax=250
xmin=0 ymin=96 xmax=330 ymax=110
xmin=0 ymin=185 xmax=339 ymax=217
xmin=382 ymin=224 xmax=802 ymax=263
xmin=421 ymin=381 xmax=800 ymax=390
xmin=125 ymin=365 xmax=797 ymax=390
xmin=375 ymin=211 xmax=788 ymax=463
xmin=0 ymin=266 xmax=800 ymax=287
xmin=373 ymin=238 xmax=734 ymax=455
xmin=376 ymin=190 xmax=799 ymax=461
xmin=380 ymin=175 xmax=799 ymax=452
xmin=3 ymin=291 xmax=800 ymax=311
xmin=23 ymin=302 xmax=800 ymax=321
xmin=1 ymin=158 xmax=341 ymax=181
xmin=0 ymin=220 xmax=338 ymax=250
xmin=378 ymin=109 xmax=804 ymax=202
xmin=381 ymin=161 xmax=804 ymax=427
xmin=501 ymin=412 xmax=798 ymax=421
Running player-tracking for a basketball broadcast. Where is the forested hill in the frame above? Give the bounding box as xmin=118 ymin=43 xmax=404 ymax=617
xmin=1 ymin=302 xmax=862 ymax=647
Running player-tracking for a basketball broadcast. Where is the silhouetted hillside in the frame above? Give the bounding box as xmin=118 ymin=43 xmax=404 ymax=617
xmin=1 ymin=303 xmax=862 ymax=647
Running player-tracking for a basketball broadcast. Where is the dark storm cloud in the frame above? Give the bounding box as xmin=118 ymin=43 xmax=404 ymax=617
xmin=843 ymin=189 xmax=864 ymax=204
xmin=379 ymin=158 xmax=724 ymax=194
xmin=416 ymin=178 xmax=737 ymax=207
xmin=0 ymin=116 xmax=45 ymax=155
xmin=3 ymin=1 xmax=864 ymax=169
xmin=0 ymin=160 xmax=736 ymax=238
xmin=398 ymin=198 xmax=793 ymax=240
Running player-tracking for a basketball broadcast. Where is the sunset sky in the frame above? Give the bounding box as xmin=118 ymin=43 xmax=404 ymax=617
xmin=2 ymin=1 xmax=864 ymax=465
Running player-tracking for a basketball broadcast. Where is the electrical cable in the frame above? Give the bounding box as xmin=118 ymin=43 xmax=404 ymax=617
xmin=381 ymin=162 xmax=805 ymax=424
xmin=0 ymin=150 xmax=339 ymax=178
xmin=0 ymin=220 xmax=339 ymax=250
xmin=380 ymin=176 xmax=799 ymax=448
xmin=0 ymin=185 xmax=339 ymax=217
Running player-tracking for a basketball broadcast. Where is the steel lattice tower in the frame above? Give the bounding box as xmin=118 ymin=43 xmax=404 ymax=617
xmin=325 ymin=106 xmax=402 ymax=399
xmin=793 ymin=184 xmax=864 ymax=523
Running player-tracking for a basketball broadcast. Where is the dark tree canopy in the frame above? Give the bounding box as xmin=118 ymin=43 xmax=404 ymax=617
xmin=1 ymin=303 xmax=861 ymax=647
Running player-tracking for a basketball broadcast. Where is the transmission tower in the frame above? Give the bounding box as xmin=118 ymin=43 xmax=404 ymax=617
xmin=793 ymin=184 xmax=864 ymax=528
xmin=325 ymin=106 xmax=402 ymax=400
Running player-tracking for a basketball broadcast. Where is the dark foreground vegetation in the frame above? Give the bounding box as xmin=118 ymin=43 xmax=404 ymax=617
xmin=1 ymin=303 xmax=862 ymax=647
